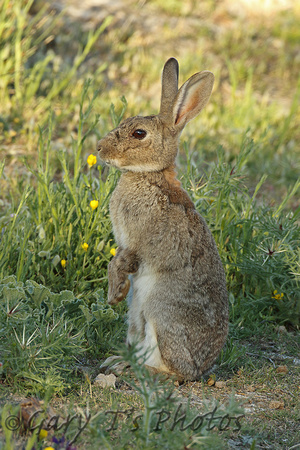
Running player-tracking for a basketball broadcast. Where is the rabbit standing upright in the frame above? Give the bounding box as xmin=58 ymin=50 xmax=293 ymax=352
xmin=97 ymin=58 xmax=228 ymax=381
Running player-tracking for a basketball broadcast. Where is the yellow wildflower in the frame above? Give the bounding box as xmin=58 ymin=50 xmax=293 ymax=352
xmin=272 ymin=290 xmax=284 ymax=300
xmin=39 ymin=429 xmax=48 ymax=439
xmin=87 ymin=154 xmax=97 ymax=167
xmin=82 ymin=243 xmax=89 ymax=252
xmin=43 ymin=448 xmax=55 ymax=450
xmin=90 ymin=200 xmax=99 ymax=210
xmin=61 ymin=259 xmax=66 ymax=268
xmin=110 ymin=248 xmax=116 ymax=256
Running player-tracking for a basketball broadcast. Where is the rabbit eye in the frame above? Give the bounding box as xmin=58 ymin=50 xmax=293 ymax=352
xmin=132 ymin=129 xmax=147 ymax=140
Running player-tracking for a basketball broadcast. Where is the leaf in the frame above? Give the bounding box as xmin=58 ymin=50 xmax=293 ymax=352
xmin=207 ymin=375 xmax=216 ymax=386
xmin=38 ymin=251 xmax=51 ymax=258
xmin=51 ymin=255 xmax=60 ymax=267
xmin=25 ymin=280 xmax=51 ymax=307
xmin=79 ymin=305 xmax=93 ymax=322
xmin=275 ymin=365 xmax=288 ymax=374
xmin=1 ymin=286 xmax=26 ymax=303
xmin=37 ymin=225 xmax=46 ymax=240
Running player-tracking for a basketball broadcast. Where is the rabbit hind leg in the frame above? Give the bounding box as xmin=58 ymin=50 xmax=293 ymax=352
xmin=134 ymin=321 xmax=173 ymax=376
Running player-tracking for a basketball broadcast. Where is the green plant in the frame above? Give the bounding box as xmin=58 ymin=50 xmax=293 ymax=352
xmin=0 ymin=0 xmax=111 ymax=126
xmin=0 ymin=274 xmax=125 ymax=395
xmin=0 ymin=80 xmax=117 ymax=293
xmin=182 ymin=138 xmax=300 ymax=328
xmin=0 ymin=275 xmax=84 ymax=394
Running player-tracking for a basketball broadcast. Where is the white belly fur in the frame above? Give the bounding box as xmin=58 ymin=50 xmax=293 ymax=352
xmin=127 ymin=265 xmax=168 ymax=372
xmin=132 ymin=265 xmax=156 ymax=307
xmin=136 ymin=321 xmax=169 ymax=371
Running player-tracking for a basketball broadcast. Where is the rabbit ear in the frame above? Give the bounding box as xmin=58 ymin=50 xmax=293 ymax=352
xmin=172 ymin=71 xmax=214 ymax=130
xmin=159 ymin=58 xmax=179 ymax=119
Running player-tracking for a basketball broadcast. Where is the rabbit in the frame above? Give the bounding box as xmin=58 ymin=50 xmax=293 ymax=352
xmin=97 ymin=58 xmax=229 ymax=381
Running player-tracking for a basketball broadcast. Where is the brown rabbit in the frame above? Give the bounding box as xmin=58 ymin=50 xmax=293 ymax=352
xmin=97 ymin=58 xmax=228 ymax=381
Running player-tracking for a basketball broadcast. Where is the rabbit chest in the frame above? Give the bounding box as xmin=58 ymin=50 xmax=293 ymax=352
xmin=109 ymin=172 xmax=170 ymax=250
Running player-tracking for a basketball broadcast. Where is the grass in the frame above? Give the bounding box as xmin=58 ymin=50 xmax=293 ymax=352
xmin=0 ymin=0 xmax=299 ymax=448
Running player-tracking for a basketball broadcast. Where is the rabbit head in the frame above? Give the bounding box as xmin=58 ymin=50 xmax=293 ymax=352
xmin=98 ymin=58 xmax=214 ymax=172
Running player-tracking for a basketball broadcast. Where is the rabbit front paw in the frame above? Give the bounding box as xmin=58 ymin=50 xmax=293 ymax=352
xmin=108 ymin=275 xmax=131 ymax=305
xmin=107 ymin=248 xmax=139 ymax=305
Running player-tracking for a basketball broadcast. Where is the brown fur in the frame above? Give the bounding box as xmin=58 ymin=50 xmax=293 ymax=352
xmin=97 ymin=58 xmax=228 ymax=381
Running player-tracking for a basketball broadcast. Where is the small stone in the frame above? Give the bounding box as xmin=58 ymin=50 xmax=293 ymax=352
xmin=277 ymin=325 xmax=287 ymax=334
xmin=215 ymin=381 xmax=226 ymax=389
xmin=94 ymin=373 xmax=116 ymax=388
xmin=276 ymin=365 xmax=288 ymax=374
xmin=269 ymin=400 xmax=284 ymax=410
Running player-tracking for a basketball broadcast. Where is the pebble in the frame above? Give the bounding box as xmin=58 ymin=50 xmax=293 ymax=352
xmin=94 ymin=373 xmax=117 ymax=388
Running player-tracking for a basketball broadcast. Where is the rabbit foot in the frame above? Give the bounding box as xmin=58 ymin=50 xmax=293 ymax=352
xmin=100 ymin=356 xmax=130 ymax=376
xmin=100 ymin=355 xmax=122 ymax=369
xmin=144 ymin=365 xmax=185 ymax=383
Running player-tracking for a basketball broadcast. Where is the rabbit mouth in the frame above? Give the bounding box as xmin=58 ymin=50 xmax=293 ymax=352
xmin=102 ymin=159 xmax=119 ymax=169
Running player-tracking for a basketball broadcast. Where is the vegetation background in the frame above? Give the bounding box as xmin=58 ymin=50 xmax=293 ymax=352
xmin=0 ymin=0 xmax=299 ymax=448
